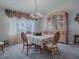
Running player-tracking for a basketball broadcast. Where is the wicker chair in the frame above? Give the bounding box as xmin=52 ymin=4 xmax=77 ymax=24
xmin=43 ymin=32 xmax=60 ymax=58
xmin=21 ymin=32 xmax=34 ymax=54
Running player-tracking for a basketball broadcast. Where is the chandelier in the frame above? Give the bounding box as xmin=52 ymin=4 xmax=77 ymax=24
xmin=31 ymin=0 xmax=42 ymax=21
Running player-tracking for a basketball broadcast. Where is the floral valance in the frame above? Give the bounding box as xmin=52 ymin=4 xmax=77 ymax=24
xmin=5 ymin=9 xmax=32 ymax=19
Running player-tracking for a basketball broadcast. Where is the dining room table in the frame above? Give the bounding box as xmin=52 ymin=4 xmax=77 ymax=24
xmin=26 ymin=34 xmax=53 ymax=49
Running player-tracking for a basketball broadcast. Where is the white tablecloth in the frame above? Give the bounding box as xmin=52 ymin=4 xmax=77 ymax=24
xmin=27 ymin=34 xmax=53 ymax=48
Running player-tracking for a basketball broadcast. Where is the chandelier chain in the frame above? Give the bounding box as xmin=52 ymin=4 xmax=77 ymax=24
xmin=35 ymin=0 xmax=37 ymax=15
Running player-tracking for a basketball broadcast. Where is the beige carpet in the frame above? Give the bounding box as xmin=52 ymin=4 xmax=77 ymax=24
xmin=0 ymin=43 xmax=79 ymax=59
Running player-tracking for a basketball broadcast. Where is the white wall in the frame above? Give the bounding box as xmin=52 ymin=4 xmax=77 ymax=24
xmin=34 ymin=19 xmax=42 ymax=33
xmin=0 ymin=0 xmax=79 ymax=44
xmin=41 ymin=0 xmax=79 ymax=44
xmin=0 ymin=8 xmax=9 ymax=41
xmin=67 ymin=10 xmax=79 ymax=44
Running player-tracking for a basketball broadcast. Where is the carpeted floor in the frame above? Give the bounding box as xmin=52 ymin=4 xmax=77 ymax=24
xmin=0 ymin=43 xmax=79 ymax=59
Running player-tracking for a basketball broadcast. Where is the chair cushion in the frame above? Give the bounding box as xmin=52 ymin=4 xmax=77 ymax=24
xmin=46 ymin=42 xmax=57 ymax=48
xmin=0 ymin=42 xmax=4 ymax=45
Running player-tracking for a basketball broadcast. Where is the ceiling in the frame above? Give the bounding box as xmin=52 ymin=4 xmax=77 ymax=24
xmin=0 ymin=0 xmax=78 ymax=15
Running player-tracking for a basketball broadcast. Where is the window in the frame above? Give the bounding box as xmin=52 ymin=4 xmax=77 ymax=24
xmin=9 ymin=18 xmax=34 ymax=35
xmin=17 ymin=19 xmax=34 ymax=33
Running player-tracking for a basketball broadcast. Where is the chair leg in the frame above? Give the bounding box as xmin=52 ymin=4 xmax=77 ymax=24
xmin=26 ymin=47 xmax=29 ymax=55
xmin=2 ymin=45 xmax=4 ymax=54
xmin=22 ymin=44 xmax=24 ymax=52
xmin=51 ymin=49 xmax=56 ymax=59
xmin=57 ymin=47 xmax=60 ymax=55
xmin=23 ymin=44 xmax=25 ymax=50
xmin=39 ymin=46 xmax=42 ymax=53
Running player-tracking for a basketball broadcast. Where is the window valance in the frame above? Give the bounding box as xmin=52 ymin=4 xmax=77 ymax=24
xmin=5 ymin=9 xmax=32 ymax=19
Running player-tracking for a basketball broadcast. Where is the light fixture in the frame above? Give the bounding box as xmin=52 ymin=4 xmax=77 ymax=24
xmin=31 ymin=0 xmax=42 ymax=21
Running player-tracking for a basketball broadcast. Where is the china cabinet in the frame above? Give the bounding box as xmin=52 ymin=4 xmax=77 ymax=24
xmin=46 ymin=11 xmax=68 ymax=44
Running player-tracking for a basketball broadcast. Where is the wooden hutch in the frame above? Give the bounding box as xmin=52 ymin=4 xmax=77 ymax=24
xmin=46 ymin=10 xmax=68 ymax=44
